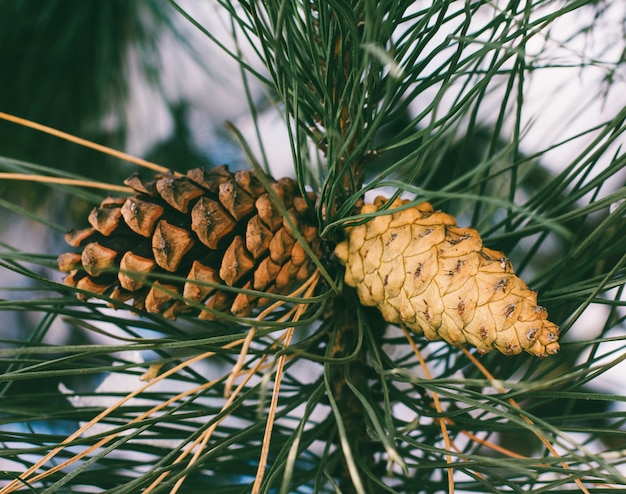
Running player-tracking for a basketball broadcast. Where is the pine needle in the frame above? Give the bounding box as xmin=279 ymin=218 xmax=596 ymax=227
xmin=402 ymin=325 xmax=455 ymax=494
xmin=252 ymin=273 xmax=319 ymax=494
xmin=225 ymin=271 xmax=321 ymax=397
xmin=0 ymin=345 xmax=242 ymax=494
xmin=0 ymin=172 xmax=133 ymax=193
xmin=462 ymin=348 xmax=592 ymax=494
xmin=0 ymin=111 xmax=176 ymax=175
xmin=143 ymin=350 xmax=273 ymax=493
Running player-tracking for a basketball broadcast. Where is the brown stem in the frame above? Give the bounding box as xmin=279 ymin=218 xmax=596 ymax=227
xmin=328 ymin=291 xmax=382 ymax=492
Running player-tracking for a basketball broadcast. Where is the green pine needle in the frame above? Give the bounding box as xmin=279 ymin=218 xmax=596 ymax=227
xmin=1 ymin=0 xmax=626 ymax=492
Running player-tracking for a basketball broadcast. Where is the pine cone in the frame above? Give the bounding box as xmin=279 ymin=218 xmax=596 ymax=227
xmin=58 ymin=165 xmax=321 ymax=320
xmin=334 ymin=197 xmax=560 ymax=357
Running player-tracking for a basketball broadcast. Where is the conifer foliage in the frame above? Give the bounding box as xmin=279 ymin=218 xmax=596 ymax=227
xmin=1 ymin=0 xmax=626 ymax=493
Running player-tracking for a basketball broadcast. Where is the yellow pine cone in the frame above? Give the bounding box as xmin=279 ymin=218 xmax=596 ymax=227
xmin=334 ymin=197 xmax=560 ymax=357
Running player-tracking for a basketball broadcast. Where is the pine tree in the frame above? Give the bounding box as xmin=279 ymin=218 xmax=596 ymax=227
xmin=1 ymin=1 xmax=626 ymax=493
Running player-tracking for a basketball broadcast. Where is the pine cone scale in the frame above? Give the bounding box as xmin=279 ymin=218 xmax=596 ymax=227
xmin=191 ymin=197 xmax=236 ymax=250
xmin=152 ymin=220 xmax=195 ymax=272
xmin=220 ymin=236 xmax=255 ymax=286
xmin=219 ymin=181 xmax=256 ymax=220
xmin=246 ymin=215 xmax=272 ymax=259
xmin=156 ymin=176 xmax=204 ymax=213
xmin=119 ymin=252 xmax=155 ymax=291
xmin=121 ymin=198 xmax=165 ymax=237
xmin=81 ymin=242 xmax=117 ymax=276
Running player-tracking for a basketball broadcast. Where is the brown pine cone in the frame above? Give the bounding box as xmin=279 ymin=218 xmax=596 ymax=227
xmin=334 ymin=197 xmax=560 ymax=357
xmin=58 ymin=165 xmax=321 ymax=320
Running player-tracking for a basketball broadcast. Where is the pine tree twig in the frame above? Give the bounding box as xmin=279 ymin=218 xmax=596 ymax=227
xmin=326 ymin=292 xmax=382 ymax=493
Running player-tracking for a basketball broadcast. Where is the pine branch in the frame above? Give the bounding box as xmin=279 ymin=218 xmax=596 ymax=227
xmin=1 ymin=0 xmax=625 ymax=492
